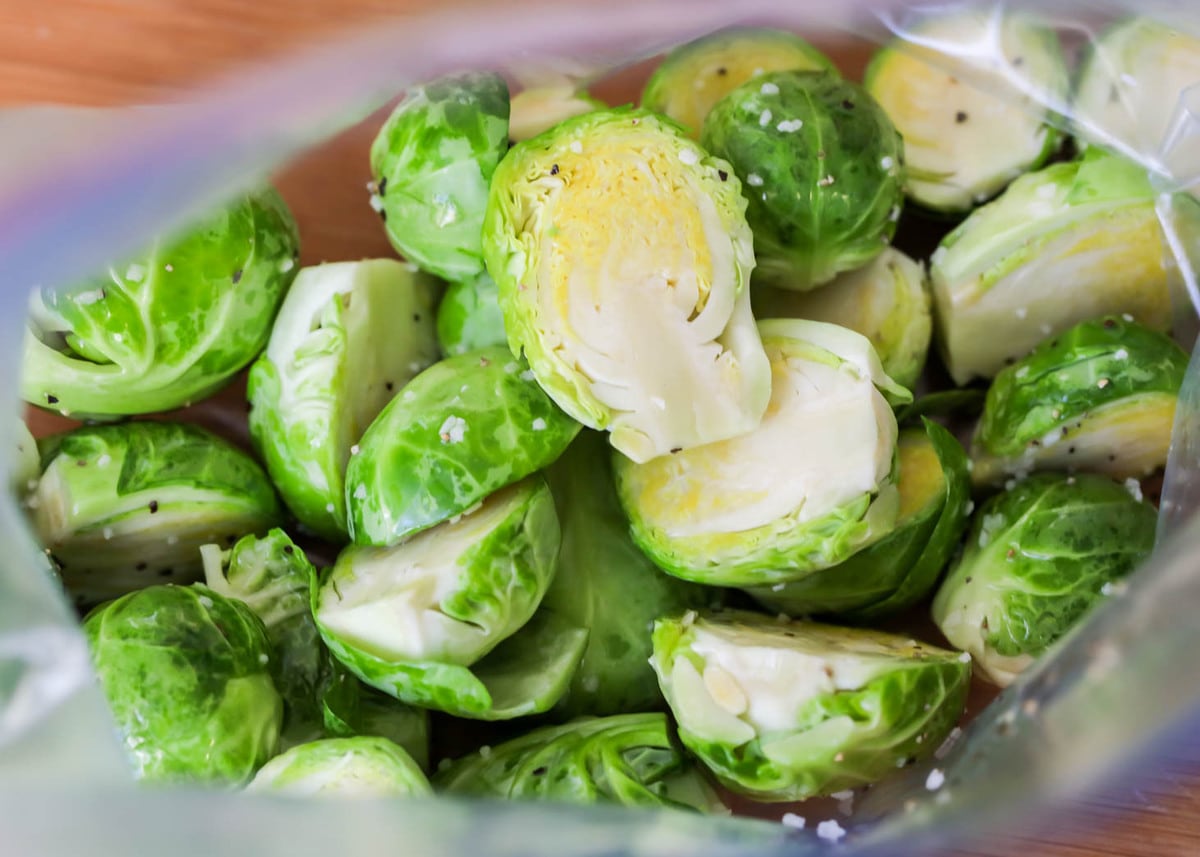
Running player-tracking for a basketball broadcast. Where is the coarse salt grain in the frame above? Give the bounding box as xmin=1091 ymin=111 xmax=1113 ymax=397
xmin=1114 ymin=348 xmax=1129 ymax=360
xmin=520 ymin=369 xmax=536 ymax=382
xmin=957 ymin=652 xmax=972 ymax=663
xmin=760 ymin=82 xmax=780 ymax=95
xmin=780 ymin=813 xmax=805 ymax=829
xmin=759 ymin=109 xmax=773 ymax=127
xmin=350 ymin=444 xmax=361 ymax=455
xmin=354 ymin=484 xmax=368 ymax=500
xmin=678 ymin=148 xmax=699 ymax=165
xmin=531 ymin=417 xmax=547 ymax=431
xmin=102 ymin=527 xmax=114 ymax=540
xmin=125 ymin=263 xmax=146 ymax=282
xmin=569 ymin=141 xmax=583 ymax=154
xmin=1124 ymin=478 xmax=1143 ymax=502
xmin=479 ymin=745 xmax=492 ymax=759
xmin=747 ymin=173 xmax=764 ymax=187
xmin=96 ymin=454 xmax=112 ymax=467
xmin=816 ymin=820 xmax=846 ymax=843
xmin=777 ymin=119 xmax=803 ymax=133
xmin=325 ymin=503 xmax=336 ymax=513
xmin=881 ymin=156 xmax=894 ymax=170
xmin=439 ymin=415 xmax=467 ymax=444
xmin=925 ymin=769 xmax=945 ymax=791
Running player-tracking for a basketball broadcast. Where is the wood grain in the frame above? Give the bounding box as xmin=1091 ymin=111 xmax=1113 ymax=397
xmin=3 ymin=2 xmax=1197 ymax=855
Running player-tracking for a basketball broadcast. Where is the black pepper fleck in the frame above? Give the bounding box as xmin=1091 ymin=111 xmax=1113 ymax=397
xmin=413 ymin=313 xmax=421 ymax=322
xmin=842 ymin=99 xmax=854 ymax=110
xmin=1103 ymin=318 xmax=1116 ymax=328
xmin=378 ymin=176 xmax=388 ymax=195
xmin=532 ymin=766 xmax=548 ymax=776
xmin=284 ymin=545 xmax=294 ymax=555
xmin=385 ymin=381 xmax=395 ymax=391
xmin=136 ymin=562 xmax=148 ymax=571
xmin=232 ymin=269 xmax=243 ymax=284
xmin=1068 ymin=446 xmax=1076 ymax=454
xmin=716 ymin=66 xmax=727 ymax=76
xmin=550 ymin=164 xmax=559 ymax=176
xmin=46 ymin=394 xmax=59 ymax=404
xmin=149 ymin=500 xmax=159 ymax=513
xmin=718 ymin=170 xmax=728 ymax=182
xmin=670 ymin=447 xmax=682 ymax=454
xmin=955 ymin=111 xmax=968 ymax=123
xmin=379 ymin=209 xmax=388 ymax=222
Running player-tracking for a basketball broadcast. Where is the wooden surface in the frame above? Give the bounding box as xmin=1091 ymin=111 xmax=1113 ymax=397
xmin=4 ymin=2 xmax=1199 ymax=855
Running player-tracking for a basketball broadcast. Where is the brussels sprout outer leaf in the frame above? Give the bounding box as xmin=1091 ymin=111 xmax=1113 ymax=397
xmin=84 ymin=583 xmax=283 ymax=783
xmin=650 ymin=611 xmax=969 ymax=800
xmin=435 ymin=712 xmax=695 ymax=808
xmin=932 ymin=473 xmax=1156 ymax=686
xmin=435 ymin=272 xmax=507 ymax=357
xmin=894 ymin=389 xmax=986 ymax=426
xmin=543 ymin=431 xmax=715 ymax=717
xmin=33 ymin=422 xmax=282 ymax=605
xmin=642 ymin=27 xmax=835 ymax=139
xmin=509 ymin=86 xmax=603 ymax=142
xmin=483 ymin=106 xmax=771 ymax=463
xmin=702 ymin=70 xmax=904 ymax=290
xmin=23 ymin=189 xmax=299 ymax=418
xmin=245 ymin=736 xmax=432 ymax=797
xmin=746 ymin=419 xmax=969 ymax=619
xmin=345 ymin=346 xmax=579 ymax=546
xmin=247 ymin=259 xmax=441 ymax=540
xmin=370 ymin=72 xmax=510 ymax=282
xmin=972 ymin=316 xmax=1186 ymax=482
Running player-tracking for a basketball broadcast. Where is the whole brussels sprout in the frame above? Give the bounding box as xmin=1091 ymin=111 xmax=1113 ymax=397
xmin=747 ymin=419 xmax=971 ymax=620
xmin=865 ymin=10 xmax=1068 ymax=213
xmin=509 ymin=85 xmax=602 ymax=142
xmin=930 ymin=150 xmax=1181 ymax=384
xmin=248 ymin=259 xmax=441 ymax=540
xmin=482 ymin=107 xmax=771 ymax=463
xmin=344 ymin=346 xmax=579 ymax=546
xmin=245 ymin=736 xmax=431 ymax=798
xmin=1072 ymin=17 xmax=1200 ymax=178
xmin=30 ymin=421 xmax=282 ymax=605
xmin=543 ymin=431 xmax=715 ymax=718
xmin=615 ymin=319 xmax=908 ymax=587
xmin=435 ymin=713 xmax=720 ymax=811
xmin=702 ymin=70 xmax=905 ymax=291
xmin=651 ymin=610 xmax=970 ymax=800
xmin=435 ymin=272 xmax=507 ymax=357
xmin=85 ymin=583 xmax=283 ymax=783
xmin=370 ymin=73 xmax=509 ymax=282
xmin=971 ymin=316 xmax=1188 ymax=484
xmin=316 ymin=478 xmax=587 ymax=719
xmin=642 ymin=27 xmax=835 ymax=139
xmin=22 ymin=190 xmax=299 ymax=419
xmin=933 ymin=473 xmax=1156 ymax=686
xmin=751 ymin=246 xmax=931 ymax=389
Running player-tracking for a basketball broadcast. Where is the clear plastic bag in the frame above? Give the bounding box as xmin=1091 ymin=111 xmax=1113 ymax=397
xmin=2 ymin=1 xmax=1199 ymax=853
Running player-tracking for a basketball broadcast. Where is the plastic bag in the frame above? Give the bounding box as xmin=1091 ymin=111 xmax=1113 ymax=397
xmin=2 ymin=1 xmax=1199 ymax=853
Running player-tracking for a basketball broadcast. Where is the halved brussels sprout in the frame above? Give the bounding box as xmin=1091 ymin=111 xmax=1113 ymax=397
xmin=702 ymin=70 xmax=905 ymax=291
xmin=543 ymin=431 xmax=714 ymax=718
xmin=482 ymin=108 xmax=771 ymax=463
xmin=435 ymin=272 xmax=507 ymax=357
xmin=12 ymin=419 xmax=38 ymax=495
xmin=1072 ymin=17 xmax=1200 ymax=181
xmin=22 ymin=190 xmax=299 ymax=419
xmin=650 ymin=610 xmax=970 ymax=800
xmin=344 ymin=346 xmax=579 ymax=546
xmin=30 ymin=422 xmax=282 ymax=605
xmin=201 ymin=529 xmax=323 ymax=734
xmin=930 ymin=151 xmax=1180 ymax=384
xmin=932 ymin=473 xmax=1156 ymax=686
xmin=248 ymin=259 xmax=441 ymax=540
xmin=615 ymin=319 xmax=908 ymax=587
xmin=509 ymin=85 xmax=602 ymax=142
xmin=750 ymin=247 xmax=931 ymax=389
xmin=84 ymin=583 xmax=283 ymax=783
xmin=370 ymin=73 xmax=509 ymax=282
xmin=865 ymin=10 xmax=1067 ymax=213
xmin=642 ymin=27 xmax=835 ymax=139
xmin=971 ymin=316 xmax=1188 ymax=484
xmin=245 ymin=736 xmax=431 ymax=798
xmin=435 ymin=713 xmax=717 ymax=811
xmin=747 ymin=419 xmax=970 ymax=620
xmin=317 ymin=477 xmax=587 ymax=719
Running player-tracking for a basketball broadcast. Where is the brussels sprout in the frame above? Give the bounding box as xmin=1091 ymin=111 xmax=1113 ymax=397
xmin=615 ymin=319 xmax=908 ymax=587
xmin=482 ymin=108 xmax=771 ymax=463
xmin=702 ymin=70 xmax=905 ymax=291
xmin=435 ymin=713 xmax=712 ymax=810
xmin=750 ymin=247 xmax=931 ymax=389
xmin=543 ymin=431 xmax=714 ymax=717
xmin=247 ymin=260 xmax=441 ymax=540
xmin=370 ymin=73 xmax=509 ymax=282
xmin=245 ymin=736 xmax=431 ymax=798
xmin=12 ymin=419 xmax=38 ymax=495
xmin=317 ymin=477 xmax=587 ymax=719
xmin=201 ymin=529 xmax=323 ymax=733
xmin=642 ymin=27 xmax=835 ymax=139
xmin=971 ymin=316 xmax=1188 ymax=484
xmin=435 ymin=272 xmax=507 ymax=357
xmin=84 ymin=583 xmax=283 ymax=783
xmin=930 ymin=151 xmax=1180 ymax=384
xmin=1072 ymin=17 xmax=1200 ymax=180
xmin=651 ymin=610 xmax=969 ymax=800
xmin=932 ymin=473 xmax=1156 ymax=686
xmin=345 ymin=346 xmax=579 ymax=546
xmin=864 ymin=11 xmax=1067 ymax=213
xmin=30 ymin=422 xmax=281 ymax=605
xmin=747 ymin=419 xmax=970 ymax=620
xmin=509 ymin=85 xmax=602 ymax=142
xmin=22 ymin=190 xmax=299 ymax=419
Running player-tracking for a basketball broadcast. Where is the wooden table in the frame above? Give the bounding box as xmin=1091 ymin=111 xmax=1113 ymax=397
xmin=3 ymin=2 xmax=1198 ymax=854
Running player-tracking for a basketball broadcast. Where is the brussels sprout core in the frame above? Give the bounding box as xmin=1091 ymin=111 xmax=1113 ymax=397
xmin=616 ymin=319 xmax=907 ymax=586
xmin=483 ymin=107 xmax=771 ymax=463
